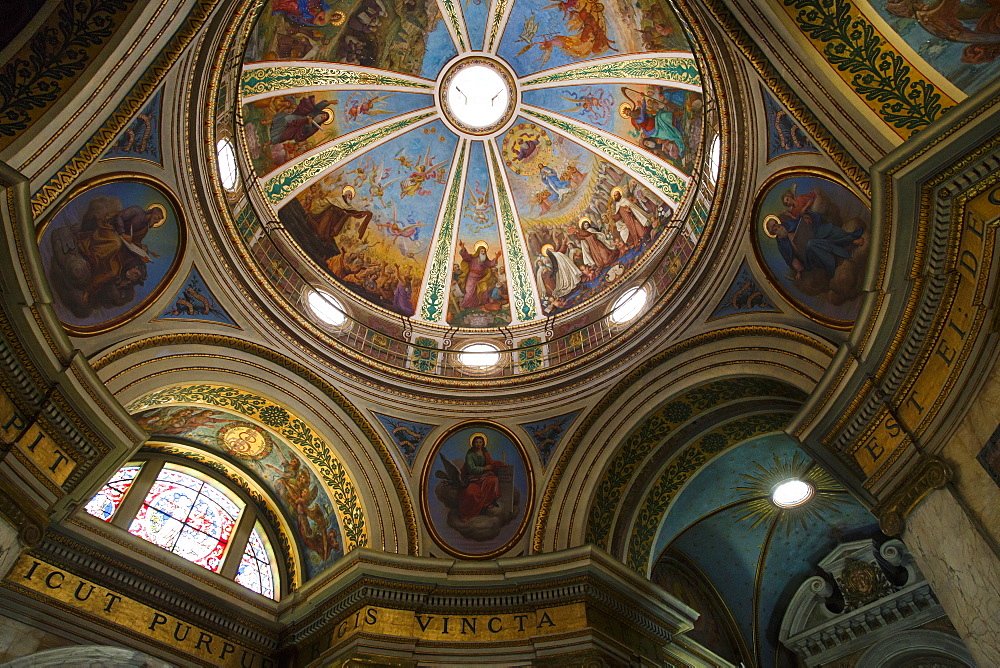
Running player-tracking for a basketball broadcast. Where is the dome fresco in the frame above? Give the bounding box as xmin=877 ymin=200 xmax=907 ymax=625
xmin=238 ymin=0 xmax=713 ymax=336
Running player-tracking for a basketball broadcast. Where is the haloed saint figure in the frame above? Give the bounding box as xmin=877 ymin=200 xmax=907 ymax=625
xmin=428 ymin=426 xmax=530 ymax=556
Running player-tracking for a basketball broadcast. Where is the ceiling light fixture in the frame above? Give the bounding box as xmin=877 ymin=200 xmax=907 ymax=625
xmin=457 ymin=342 xmax=501 ymax=369
xmin=771 ymin=479 xmax=814 ymax=508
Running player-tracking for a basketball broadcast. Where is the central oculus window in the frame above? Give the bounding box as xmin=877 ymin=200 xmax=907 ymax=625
xmin=446 ymin=65 xmax=508 ymax=128
xmin=439 ymin=57 xmax=516 ymax=136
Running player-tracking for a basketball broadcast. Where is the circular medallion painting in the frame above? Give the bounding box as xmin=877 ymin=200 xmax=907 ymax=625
xmin=751 ymin=171 xmax=871 ymax=327
xmin=421 ymin=422 xmax=533 ymax=558
xmin=37 ymin=176 xmax=184 ymax=334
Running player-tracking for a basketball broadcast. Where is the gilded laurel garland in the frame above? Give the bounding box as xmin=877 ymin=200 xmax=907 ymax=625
xmin=263 ymin=112 xmax=435 ymax=202
xmin=489 ymin=149 xmax=537 ymax=322
xmin=522 ymin=57 xmax=701 ymax=88
xmin=585 ymin=378 xmax=805 ymax=548
xmin=625 ymin=412 xmax=791 ymax=571
xmin=440 ymin=0 xmax=468 ymax=51
xmin=486 ymin=0 xmax=511 ymax=51
xmin=0 ymin=0 xmax=135 ymax=143
xmin=522 ymin=108 xmax=688 ymax=202
xmin=28 ymin=0 xmax=215 ymax=216
xmin=128 ymin=384 xmax=368 ymax=550
xmin=781 ymin=0 xmax=951 ymax=134
xmin=240 ymin=67 xmax=433 ymax=98
xmin=419 ymin=143 xmax=467 ymax=322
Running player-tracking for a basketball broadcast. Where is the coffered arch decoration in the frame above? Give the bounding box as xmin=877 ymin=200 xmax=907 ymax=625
xmin=90 ymin=333 xmax=416 ymax=554
xmin=125 ymin=383 xmax=369 ymax=572
xmin=535 ymin=325 xmax=835 ymax=552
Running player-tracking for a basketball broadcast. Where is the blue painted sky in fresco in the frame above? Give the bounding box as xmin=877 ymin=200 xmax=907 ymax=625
xmin=497 ymin=0 xmax=622 ymax=77
xmin=422 ymin=19 xmax=458 ymax=79
xmin=339 ymin=91 xmax=435 ymax=130
xmin=327 ymin=118 xmax=459 ymax=244
xmin=458 ymin=142 xmax=500 ymax=247
xmin=463 ymin=0 xmax=488 ymax=51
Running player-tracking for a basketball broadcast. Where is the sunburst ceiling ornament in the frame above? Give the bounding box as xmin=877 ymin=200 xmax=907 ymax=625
xmin=733 ymin=453 xmax=850 ymax=531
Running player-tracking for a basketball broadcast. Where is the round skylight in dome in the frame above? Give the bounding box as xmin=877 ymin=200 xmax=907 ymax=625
xmin=457 ymin=342 xmax=501 ymax=369
xmin=439 ymin=57 xmax=516 ymax=136
xmin=771 ymin=479 xmax=814 ymax=508
xmin=216 ymin=137 xmax=238 ymax=191
xmin=609 ymin=287 xmax=647 ymax=325
xmin=307 ymin=290 xmax=347 ymax=327
xmin=446 ymin=65 xmax=509 ymax=129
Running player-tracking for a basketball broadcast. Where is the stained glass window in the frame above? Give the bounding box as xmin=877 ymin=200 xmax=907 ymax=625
xmin=234 ymin=522 xmax=276 ymax=599
xmin=128 ymin=465 xmax=244 ymax=573
xmin=84 ymin=463 xmax=143 ymax=521
xmin=84 ymin=459 xmax=280 ymax=598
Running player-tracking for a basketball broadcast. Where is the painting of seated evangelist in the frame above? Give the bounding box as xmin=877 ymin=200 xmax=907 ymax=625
xmin=38 ymin=178 xmax=183 ymax=333
xmin=753 ymin=172 xmax=871 ymax=326
xmin=424 ymin=424 xmax=532 ymax=558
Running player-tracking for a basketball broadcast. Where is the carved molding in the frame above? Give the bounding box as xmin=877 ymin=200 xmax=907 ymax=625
xmin=875 ymin=456 xmax=953 ymax=536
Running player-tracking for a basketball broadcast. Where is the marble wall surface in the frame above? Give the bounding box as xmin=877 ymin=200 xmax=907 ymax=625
xmin=905 ymin=487 xmax=1000 ymax=666
xmin=944 ymin=354 xmax=1000 ymax=549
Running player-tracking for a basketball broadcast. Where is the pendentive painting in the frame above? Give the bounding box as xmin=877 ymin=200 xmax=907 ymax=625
xmin=38 ymin=177 xmax=183 ymax=334
xmin=422 ymin=422 xmax=533 ymax=558
xmin=752 ymin=171 xmax=870 ymax=326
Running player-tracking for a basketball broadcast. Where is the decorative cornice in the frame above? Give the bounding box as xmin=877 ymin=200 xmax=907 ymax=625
xmin=29 ymin=0 xmax=218 ymax=217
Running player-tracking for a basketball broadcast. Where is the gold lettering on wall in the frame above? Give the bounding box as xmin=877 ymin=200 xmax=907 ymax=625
xmin=297 ymin=603 xmax=587 ymax=664
xmin=0 ymin=389 xmax=77 ymax=486
xmin=3 ymin=556 xmax=272 ymax=667
xmin=857 ymin=183 xmax=999 ymax=481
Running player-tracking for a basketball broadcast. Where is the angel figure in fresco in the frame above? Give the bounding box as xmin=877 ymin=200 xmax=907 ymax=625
xmin=133 ymin=407 xmax=228 ymax=436
xmin=515 ymin=0 xmax=617 ymax=63
xmin=399 ymin=147 xmax=449 ymax=198
xmin=885 ymin=0 xmax=1000 ymax=64
xmin=463 ymin=181 xmax=494 ymax=231
xmin=343 ymin=92 xmax=395 ymax=125
xmin=559 ymin=87 xmax=613 ymax=124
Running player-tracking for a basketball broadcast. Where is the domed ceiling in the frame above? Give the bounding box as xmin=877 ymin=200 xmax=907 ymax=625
xmin=235 ymin=0 xmax=714 ymax=337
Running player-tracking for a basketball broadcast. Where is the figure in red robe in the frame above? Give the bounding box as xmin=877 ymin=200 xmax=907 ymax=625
xmin=458 ymin=433 xmax=508 ymax=520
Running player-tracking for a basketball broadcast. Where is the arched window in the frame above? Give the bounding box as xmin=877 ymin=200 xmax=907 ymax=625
xmin=84 ymin=459 xmax=280 ymax=600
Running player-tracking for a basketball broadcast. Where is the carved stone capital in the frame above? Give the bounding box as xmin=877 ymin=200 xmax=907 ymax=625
xmin=875 ymin=456 xmax=952 ymax=536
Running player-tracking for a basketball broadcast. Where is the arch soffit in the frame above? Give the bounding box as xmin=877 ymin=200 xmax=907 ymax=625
xmin=537 ymin=325 xmax=829 ymax=552
xmin=91 ymin=334 xmax=417 ymax=554
xmin=127 ymin=383 xmax=370 ymax=555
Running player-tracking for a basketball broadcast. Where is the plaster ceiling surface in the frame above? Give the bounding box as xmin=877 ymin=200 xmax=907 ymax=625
xmin=222 ymin=0 xmax=719 ymax=383
xmin=654 ymin=433 xmax=880 ymax=667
